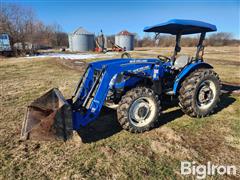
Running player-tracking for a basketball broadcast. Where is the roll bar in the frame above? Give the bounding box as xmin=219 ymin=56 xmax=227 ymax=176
xmin=195 ymin=32 xmax=206 ymax=60
xmin=170 ymin=32 xmax=206 ymax=62
xmin=172 ymin=34 xmax=182 ymax=61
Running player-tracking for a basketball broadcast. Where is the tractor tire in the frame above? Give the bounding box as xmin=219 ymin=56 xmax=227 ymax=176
xmin=179 ymin=68 xmax=221 ymax=117
xmin=117 ymin=87 xmax=161 ymax=133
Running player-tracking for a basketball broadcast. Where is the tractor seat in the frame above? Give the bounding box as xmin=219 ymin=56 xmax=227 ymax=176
xmin=172 ymin=55 xmax=191 ymax=70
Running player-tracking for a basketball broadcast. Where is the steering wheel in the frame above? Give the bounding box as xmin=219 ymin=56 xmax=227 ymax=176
xmin=121 ymin=52 xmax=131 ymax=58
xmin=157 ymin=55 xmax=171 ymax=61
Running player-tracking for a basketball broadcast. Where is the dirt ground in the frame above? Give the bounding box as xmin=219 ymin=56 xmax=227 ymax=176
xmin=0 ymin=46 xmax=240 ymax=179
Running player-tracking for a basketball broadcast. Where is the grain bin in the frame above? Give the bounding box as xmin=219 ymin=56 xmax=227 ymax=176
xmin=115 ymin=30 xmax=134 ymax=51
xmin=68 ymin=27 xmax=95 ymax=52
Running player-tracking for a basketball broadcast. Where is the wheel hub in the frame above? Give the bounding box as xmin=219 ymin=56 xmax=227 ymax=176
xmin=131 ymin=102 xmax=150 ymax=121
xmin=198 ymin=86 xmax=213 ymax=104
xmin=197 ymin=80 xmax=217 ymax=110
xmin=137 ymin=106 xmax=148 ymax=118
xmin=128 ymin=97 xmax=156 ymax=127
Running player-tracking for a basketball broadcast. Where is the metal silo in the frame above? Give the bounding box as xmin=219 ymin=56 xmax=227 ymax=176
xmin=68 ymin=27 xmax=95 ymax=52
xmin=115 ymin=30 xmax=134 ymax=51
xmin=68 ymin=34 xmax=73 ymax=51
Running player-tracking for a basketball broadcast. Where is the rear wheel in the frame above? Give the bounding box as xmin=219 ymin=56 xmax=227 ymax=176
xmin=179 ymin=68 xmax=221 ymax=117
xmin=117 ymin=87 xmax=161 ymax=133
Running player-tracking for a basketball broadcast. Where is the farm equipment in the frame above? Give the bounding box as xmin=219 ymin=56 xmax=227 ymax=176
xmin=0 ymin=33 xmax=12 ymax=56
xmin=109 ymin=40 xmax=125 ymax=52
xmin=0 ymin=33 xmax=38 ymax=57
xmin=21 ymin=19 xmax=221 ymax=141
xmin=95 ymin=30 xmax=107 ymax=53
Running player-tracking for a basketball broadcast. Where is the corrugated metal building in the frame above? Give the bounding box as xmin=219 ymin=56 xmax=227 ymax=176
xmin=115 ymin=30 xmax=134 ymax=51
xmin=68 ymin=27 xmax=95 ymax=52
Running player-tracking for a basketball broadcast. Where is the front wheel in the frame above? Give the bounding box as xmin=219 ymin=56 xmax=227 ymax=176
xmin=117 ymin=87 xmax=161 ymax=133
xmin=179 ymin=68 xmax=221 ymax=117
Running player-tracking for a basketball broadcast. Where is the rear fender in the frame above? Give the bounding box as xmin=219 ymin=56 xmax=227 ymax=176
xmin=173 ymin=62 xmax=213 ymax=94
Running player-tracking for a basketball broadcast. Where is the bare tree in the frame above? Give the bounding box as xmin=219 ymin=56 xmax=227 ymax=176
xmin=207 ymin=32 xmax=234 ymax=46
xmin=0 ymin=3 xmax=69 ymax=52
xmin=0 ymin=4 xmax=36 ymax=51
xmin=48 ymin=23 xmax=68 ymax=47
xmin=134 ymin=32 xmax=239 ymax=47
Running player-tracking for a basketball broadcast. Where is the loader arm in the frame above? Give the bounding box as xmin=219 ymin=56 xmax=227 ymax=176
xmin=72 ymin=58 xmax=161 ymax=129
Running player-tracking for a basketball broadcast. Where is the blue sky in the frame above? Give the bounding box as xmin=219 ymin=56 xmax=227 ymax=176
xmin=4 ymin=0 xmax=240 ymax=38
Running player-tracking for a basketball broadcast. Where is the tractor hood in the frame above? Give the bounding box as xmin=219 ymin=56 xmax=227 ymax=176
xmin=90 ymin=58 xmax=161 ymax=70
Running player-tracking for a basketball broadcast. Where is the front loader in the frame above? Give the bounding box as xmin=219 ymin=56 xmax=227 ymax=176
xmin=21 ymin=19 xmax=221 ymax=141
xmin=21 ymin=58 xmax=161 ymax=140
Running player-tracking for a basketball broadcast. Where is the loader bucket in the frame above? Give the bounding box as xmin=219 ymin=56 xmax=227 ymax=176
xmin=20 ymin=88 xmax=73 ymax=141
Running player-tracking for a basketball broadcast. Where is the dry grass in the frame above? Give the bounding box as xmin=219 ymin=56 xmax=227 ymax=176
xmin=0 ymin=46 xmax=239 ymax=179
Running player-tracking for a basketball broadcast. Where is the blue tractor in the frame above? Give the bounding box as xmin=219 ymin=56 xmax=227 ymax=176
xmin=21 ymin=19 xmax=221 ymax=141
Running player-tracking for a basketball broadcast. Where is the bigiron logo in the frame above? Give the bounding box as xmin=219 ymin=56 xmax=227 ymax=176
xmin=181 ymin=161 xmax=238 ymax=179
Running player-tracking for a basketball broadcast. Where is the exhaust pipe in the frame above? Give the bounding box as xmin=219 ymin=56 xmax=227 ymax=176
xmin=20 ymin=88 xmax=73 ymax=141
